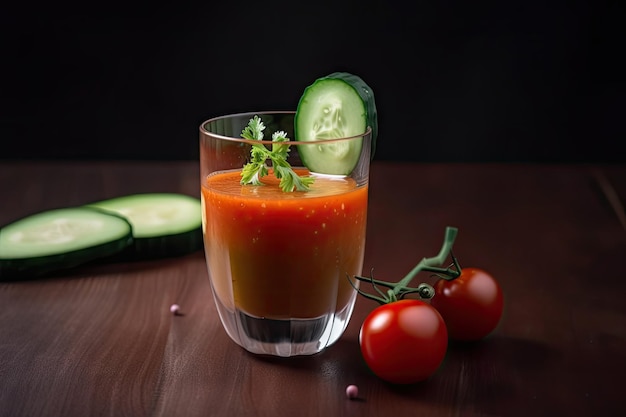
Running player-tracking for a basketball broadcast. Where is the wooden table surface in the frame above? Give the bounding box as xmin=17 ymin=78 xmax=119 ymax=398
xmin=1 ymin=160 xmax=625 ymax=417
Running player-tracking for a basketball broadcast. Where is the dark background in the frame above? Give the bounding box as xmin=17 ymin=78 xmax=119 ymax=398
xmin=1 ymin=0 xmax=624 ymax=163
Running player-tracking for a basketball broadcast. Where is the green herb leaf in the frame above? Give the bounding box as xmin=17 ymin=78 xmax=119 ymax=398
xmin=241 ymin=115 xmax=265 ymax=140
xmin=240 ymin=116 xmax=314 ymax=192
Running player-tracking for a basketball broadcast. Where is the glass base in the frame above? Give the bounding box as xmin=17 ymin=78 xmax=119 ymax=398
xmin=212 ymin=291 xmax=357 ymax=357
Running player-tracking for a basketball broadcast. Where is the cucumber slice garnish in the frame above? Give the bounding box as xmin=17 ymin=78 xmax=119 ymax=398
xmin=295 ymin=72 xmax=378 ymax=175
xmin=86 ymin=193 xmax=203 ymax=260
xmin=0 ymin=207 xmax=133 ymax=280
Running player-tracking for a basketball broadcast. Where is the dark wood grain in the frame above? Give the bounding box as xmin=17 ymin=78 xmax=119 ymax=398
xmin=1 ymin=161 xmax=625 ymax=417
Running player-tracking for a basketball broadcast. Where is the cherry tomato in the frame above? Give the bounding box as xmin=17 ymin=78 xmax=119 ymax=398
xmin=359 ymin=299 xmax=448 ymax=384
xmin=431 ymin=267 xmax=504 ymax=341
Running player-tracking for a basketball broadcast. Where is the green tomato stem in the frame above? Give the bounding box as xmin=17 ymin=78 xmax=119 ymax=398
xmin=347 ymin=274 xmax=388 ymax=304
xmin=392 ymin=226 xmax=458 ymax=297
xmin=349 ymin=226 xmax=459 ymax=305
xmin=419 ymin=250 xmax=462 ymax=280
xmin=352 ymin=275 xmax=435 ymax=297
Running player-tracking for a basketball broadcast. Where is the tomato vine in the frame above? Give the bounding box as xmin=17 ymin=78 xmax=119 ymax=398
xmin=350 ymin=226 xmax=462 ymax=303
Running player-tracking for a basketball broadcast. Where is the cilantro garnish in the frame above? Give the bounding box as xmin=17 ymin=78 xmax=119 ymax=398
xmin=240 ymin=116 xmax=315 ymax=192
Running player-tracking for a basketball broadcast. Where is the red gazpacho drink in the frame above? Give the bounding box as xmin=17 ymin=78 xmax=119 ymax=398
xmin=202 ymin=169 xmax=367 ymax=323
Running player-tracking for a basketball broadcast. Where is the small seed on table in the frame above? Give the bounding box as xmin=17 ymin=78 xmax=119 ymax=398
xmin=346 ymin=384 xmax=359 ymax=399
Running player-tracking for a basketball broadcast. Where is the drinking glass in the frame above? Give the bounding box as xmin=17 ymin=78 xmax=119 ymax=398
xmin=199 ymin=111 xmax=372 ymax=357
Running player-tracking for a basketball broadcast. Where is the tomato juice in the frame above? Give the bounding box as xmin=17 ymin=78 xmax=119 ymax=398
xmin=201 ymin=168 xmax=368 ymax=321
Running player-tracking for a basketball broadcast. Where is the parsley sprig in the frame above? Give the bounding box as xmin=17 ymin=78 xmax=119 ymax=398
xmin=240 ymin=116 xmax=315 ymax=192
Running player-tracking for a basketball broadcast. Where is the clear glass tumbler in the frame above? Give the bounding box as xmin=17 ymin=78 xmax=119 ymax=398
xmin=199 ymin=111 xmax=372 ymax=356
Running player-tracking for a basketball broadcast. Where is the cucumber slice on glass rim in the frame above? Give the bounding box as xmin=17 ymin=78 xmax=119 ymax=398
xmin=295 ymin=72 xmax=378 ymax=175
xmin=0 ymin=207 xmax=133 ymax=280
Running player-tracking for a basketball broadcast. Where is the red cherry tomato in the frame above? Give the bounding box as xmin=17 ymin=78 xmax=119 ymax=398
xmin=431 ymin=267 xmax=504 ymax=341
xmin=359 ymin=299 xmax=448 ymax=384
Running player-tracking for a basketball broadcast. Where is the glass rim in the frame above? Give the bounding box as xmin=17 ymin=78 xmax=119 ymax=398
xmin=199 ymin=110 xmax=372 ymax=145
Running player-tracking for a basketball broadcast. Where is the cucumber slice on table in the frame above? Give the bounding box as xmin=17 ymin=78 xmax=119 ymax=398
xmin=0 ymin=207 xmax=133 ymax=280
xmin=86 ymin=193 xmax=203 ymax=260
xmin=295 ymin=72 xmax=378 ymax=175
